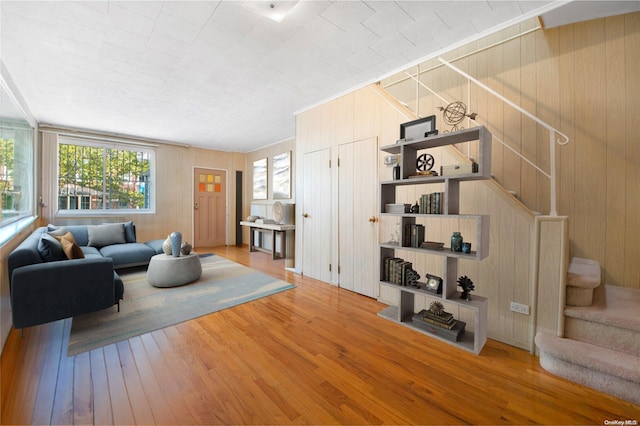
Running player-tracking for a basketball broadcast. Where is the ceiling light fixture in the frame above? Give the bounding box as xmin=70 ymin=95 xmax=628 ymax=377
xmin=241 ymin=1 xmax=300 ymax=23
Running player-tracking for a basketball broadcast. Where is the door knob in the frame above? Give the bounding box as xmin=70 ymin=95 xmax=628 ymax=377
xmin=369 ymin=216 xmax=378 ymax=223
xmin=302 ymin=213 xmax=309 ymax=218
xmin=194 ymin=203 xmax=199 ymax=210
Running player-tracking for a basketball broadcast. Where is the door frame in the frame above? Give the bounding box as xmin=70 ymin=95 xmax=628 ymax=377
xmin=192 ymin=166 xmax=229 ymax=247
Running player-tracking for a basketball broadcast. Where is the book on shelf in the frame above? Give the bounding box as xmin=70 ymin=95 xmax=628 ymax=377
xmin=383 ymin=257 xmax=400 ymax=282
xmin=422 ymin=310 xmax=454 ymax=323
xmin=421 ymin=316 xmax=457 ymax=330
xmin=421 ymin=241 xmax=444 ymax=250
xmin=419 ymin=192 xmax=444 ymax=214
xmin=403 ymin=224 xmax=412 ymax=247
xmin=412 ymin=310 xmax=466 ymax=342
xmin=403 ymin=224 xmax=425 ymax=248
xmin=411 ymin=224 xmax=425 ymax=248
xmin=391 ymin=258 xmax=404 ymax=284
xmin=383 ymin=257 xmax=414 ymax=286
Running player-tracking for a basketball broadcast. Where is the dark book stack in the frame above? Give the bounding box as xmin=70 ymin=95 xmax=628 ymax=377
xmin=412 ymin=309 xmax=466 ymax=342
xmin=403 ymin=224 xmax=425 ymax=248
xmin=383 ymin=257 xmax=413 ymax=286
xmin=419 ymin=192 xmax=444 ymax=214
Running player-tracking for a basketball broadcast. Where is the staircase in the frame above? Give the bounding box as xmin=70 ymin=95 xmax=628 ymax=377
xmin=535 ymin=257 xmax=640 ymax=405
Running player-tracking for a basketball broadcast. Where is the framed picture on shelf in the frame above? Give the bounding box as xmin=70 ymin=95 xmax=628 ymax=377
xmin=400 ymin=115 xmax=436 ymax=141
xmin=424 ymin=274 xmax=443 ymax=294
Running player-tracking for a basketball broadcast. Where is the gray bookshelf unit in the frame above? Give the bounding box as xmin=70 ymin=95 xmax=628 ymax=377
xmin=378 ymin=126 xmax=492 ymax=354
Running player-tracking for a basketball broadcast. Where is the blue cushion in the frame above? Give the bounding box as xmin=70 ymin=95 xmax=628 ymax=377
xmin=145 ymin=239 xmax=165 ymax=254
xmin=80 ymin=246 xmax=101 ymax=258
xmin=48 ymin=225 xmax=89 ymax=246
xmin=37 ymin=233 xmax=66 ymax=262
xmin=100 ymin=243 xmax=155 ymax=268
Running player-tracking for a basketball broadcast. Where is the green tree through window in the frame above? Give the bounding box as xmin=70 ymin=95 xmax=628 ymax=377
xmin=0 ymin=138 xmax=15 ymax=210
xmin=58 ymin=141 xmax=153 ymax=212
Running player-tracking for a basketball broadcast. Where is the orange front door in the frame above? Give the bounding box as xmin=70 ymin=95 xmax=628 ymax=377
xmin=194 ymin=168 xmax=226 ymax=247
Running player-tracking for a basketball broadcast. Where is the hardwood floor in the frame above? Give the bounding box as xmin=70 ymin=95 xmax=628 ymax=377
xmin=2 ymin=245 xmax=639 ymax=425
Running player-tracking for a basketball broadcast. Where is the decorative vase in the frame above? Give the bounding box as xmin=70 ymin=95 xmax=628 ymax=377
xmin=162 ymin=237 xmax=172 ymax=255
xmin=170 ymin=231 xmax=182 ymax=257
xmin=450 ymin=231 xmax=463 ymax=252
xmin=181 ymin=241 xmax=192 ymax=255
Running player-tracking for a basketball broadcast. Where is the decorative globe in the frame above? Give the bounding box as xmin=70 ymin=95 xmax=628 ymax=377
xmin=443 ymin=101 xmax=467 ymax=126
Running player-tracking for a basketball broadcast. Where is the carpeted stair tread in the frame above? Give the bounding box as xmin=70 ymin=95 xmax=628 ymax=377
xmin=566 ymin=257 xmax=601 ymax=289
xmin=564 ymin=285 xmax=640 ymax=332
xmin=535 ymin=333 xmax=640 ymax=384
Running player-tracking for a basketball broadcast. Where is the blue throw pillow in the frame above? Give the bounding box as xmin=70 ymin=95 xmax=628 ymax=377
xmin=37 ymin=233 xmax=66 ymax=262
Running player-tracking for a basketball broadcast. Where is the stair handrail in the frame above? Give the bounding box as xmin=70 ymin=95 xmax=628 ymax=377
xmin=437 ymin=57 xmax=569 ymax=216
xmin=402 ymin=70 xmax=552 ymax=182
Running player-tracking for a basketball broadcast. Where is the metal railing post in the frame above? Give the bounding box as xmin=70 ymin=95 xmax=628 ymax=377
xmin=550 ymin=130 xmax=558 ymax=216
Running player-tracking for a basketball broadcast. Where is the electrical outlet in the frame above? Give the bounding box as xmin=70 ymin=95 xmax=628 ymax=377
xmin=510 ymin=302 xmax=530 ymax=315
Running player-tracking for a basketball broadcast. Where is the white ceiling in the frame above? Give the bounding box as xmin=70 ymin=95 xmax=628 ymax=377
xmin=1 ymin=0 xmax=561 ymax=152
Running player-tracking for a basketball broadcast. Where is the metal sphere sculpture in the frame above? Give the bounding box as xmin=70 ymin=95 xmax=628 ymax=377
xmin=440 ymin=101 xmax=477 ymax=133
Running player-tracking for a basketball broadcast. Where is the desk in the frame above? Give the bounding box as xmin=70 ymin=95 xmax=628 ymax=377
xmin=240 ymin=221 xmax=295 ymax=260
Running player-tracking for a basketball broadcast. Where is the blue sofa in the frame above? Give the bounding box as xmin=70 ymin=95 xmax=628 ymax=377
xmin=8 ymin=222 xmax=163 ymax=330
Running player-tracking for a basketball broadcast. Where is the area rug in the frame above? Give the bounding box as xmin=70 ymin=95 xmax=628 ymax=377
xmin=67 ymin=254 xmax=295 ymax=356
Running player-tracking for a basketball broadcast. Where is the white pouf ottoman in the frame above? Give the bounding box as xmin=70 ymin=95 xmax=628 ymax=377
xmin=147 ymin=253 xmax=202 ymax=288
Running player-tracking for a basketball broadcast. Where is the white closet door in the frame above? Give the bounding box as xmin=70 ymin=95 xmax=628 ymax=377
xmin=338 ymin=137 xmax=379 ymax=297
xmin=302 ymin=148 xmax=332 ymax=283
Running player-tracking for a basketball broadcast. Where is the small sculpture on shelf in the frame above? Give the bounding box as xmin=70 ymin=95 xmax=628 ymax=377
xmin=439 ymin=101 xmax=477 ymax=133
xmin=405 ymin=268 xmax=420 ymax=288
xmin=457 ymin=275 xmax=475 ymax=300
xmin=181 ymin=241 xmax=192 ymax=255
xmin=428 ymin=300 xmax=445 ymax=316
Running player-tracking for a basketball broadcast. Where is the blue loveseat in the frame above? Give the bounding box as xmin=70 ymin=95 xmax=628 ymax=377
xmin=8 ymin=222 xmax=163 ymax=330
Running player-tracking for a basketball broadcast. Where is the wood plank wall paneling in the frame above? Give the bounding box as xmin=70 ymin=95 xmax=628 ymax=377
xmin=502 ymin=36 xmax=522 ymax=198
xmin=520 ymin=30 xmax=539 ymax=211
xmin=573 ymin=20 xmax=607 ymax=263
xmin=536 ymin=27 xmax=558 ymax=213
xmin=605 ymin=15 xmax=627 ymax=287
xmin=297 ymin=84 xmax=538 ymax=349
xmin=624 ymin=13 xmax=640 ymax=289
xmin=557 ymin=23 xmax=577 ymax=227
xmin=381 ymin=14 xmax=640 ymax=289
